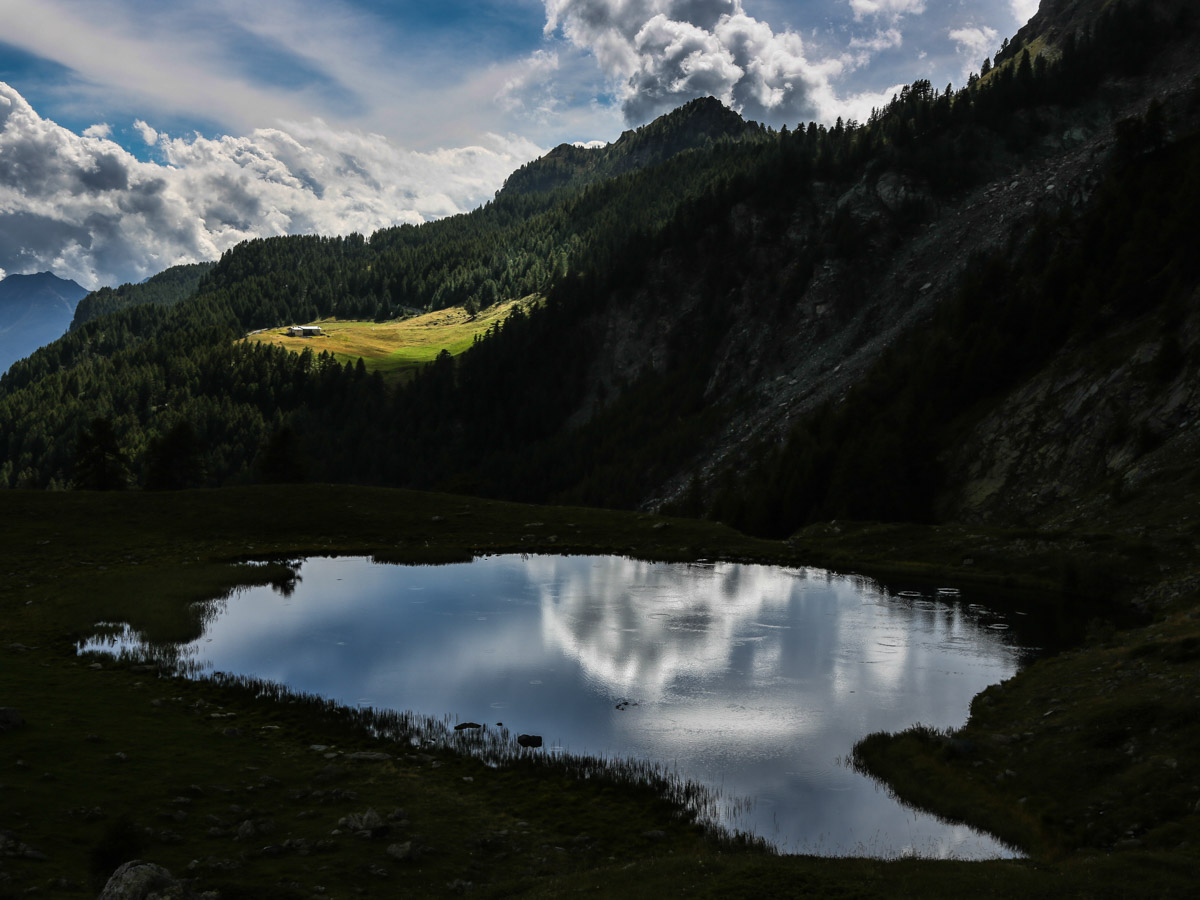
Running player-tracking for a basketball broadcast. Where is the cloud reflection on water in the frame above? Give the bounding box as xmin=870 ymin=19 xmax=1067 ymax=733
xmin=83 ymin=554 xmax=1027 ymax=858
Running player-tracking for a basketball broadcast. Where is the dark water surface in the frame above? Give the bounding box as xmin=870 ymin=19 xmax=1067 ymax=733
xmin=85 ymin=555 xmax=1036 ymax=857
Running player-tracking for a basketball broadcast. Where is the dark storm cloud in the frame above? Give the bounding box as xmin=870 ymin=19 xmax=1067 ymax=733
xmin=77 ymin=152 xmax=131 ymax=192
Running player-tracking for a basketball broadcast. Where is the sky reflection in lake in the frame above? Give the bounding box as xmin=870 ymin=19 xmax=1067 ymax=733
xmin=87 ymin=555 xmax=1032 ymax=857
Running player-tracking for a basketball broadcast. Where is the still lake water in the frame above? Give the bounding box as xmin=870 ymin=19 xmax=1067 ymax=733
xmin=86 ymin=554 xmax=1035 ymax=857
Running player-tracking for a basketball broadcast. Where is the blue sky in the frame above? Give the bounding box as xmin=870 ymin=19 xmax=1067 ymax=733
xmin=0 ymin=1 xmax=1040 ymax=287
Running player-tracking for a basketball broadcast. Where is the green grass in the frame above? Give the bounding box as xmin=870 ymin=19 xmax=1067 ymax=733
xmin=241 ymin=296 xmax=540 ymax=376
xmin=2 ymin=487 xmax=1199 ymax=897
xmin=853 ymin=608 xmax=1200 ymax=862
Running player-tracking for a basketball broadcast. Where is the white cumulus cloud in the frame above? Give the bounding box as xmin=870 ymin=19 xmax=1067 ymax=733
xmin=1010 ymin=0 xmax=1039 ymax=26
xmin=0 ymin=82 xmax=543 ymax=290
xmin=948 ymin=25 xmax=999 ymax=78
xmin=541 ymin=0 xmax=872 ymax=126
xmin=497 ymin=49 xmax=563 ymax=123
xmin=133 ymin=119 xmax=159 ymax=145
xmin=848 ymin=28 xmax=904 ymax=54
xmin=848 ymin=0 xmax=927 ymax=22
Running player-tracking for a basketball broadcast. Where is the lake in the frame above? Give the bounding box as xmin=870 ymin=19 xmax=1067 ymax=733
xmin=83 ymin=554 xmax=1036 ymax=858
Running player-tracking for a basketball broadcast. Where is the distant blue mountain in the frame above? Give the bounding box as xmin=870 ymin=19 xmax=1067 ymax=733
xmin=0 ymin=272 xmax=88 ymax=374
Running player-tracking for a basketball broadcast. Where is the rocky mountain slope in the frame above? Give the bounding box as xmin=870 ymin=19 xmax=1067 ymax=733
xmin=0 ymin=271 xmax=86 ymax=374
xmin=624 ymin=0 xmax=1200 ymax=538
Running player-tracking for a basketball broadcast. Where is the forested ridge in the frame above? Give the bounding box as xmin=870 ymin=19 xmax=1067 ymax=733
xmin=1 ymin=0 xmax=1197 ymax=540
xmin=69 ymin=262 xmax=216 ymax=331
xmin=0 ymin=97 xmax=777 ymax=491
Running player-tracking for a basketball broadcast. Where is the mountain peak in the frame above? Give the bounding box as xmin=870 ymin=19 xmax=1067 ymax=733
xmin=499 ymin=96 xmax=762 ymax=198
xmin=615 ymin=96 xmax=749 ymax=145
xmin=0 ymin=270 xmax=88 ymax=373
xmin=0 ymin=270 xmax=86 ymax=299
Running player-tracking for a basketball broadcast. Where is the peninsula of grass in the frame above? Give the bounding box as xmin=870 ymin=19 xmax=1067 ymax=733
xmin=2 ymin=486 xmax=1199 ymax=897
xmin=241 ymin=296 xmax=540 ymax=377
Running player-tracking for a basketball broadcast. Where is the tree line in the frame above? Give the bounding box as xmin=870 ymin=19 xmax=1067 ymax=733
xmin=0 ymin=0 xmax=1192 ymax=538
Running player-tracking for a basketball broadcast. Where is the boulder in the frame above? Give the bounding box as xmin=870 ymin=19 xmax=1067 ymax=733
xmin=875 ymin=171 xmax=933 ymax=219
xmin=386 ymin=841 xmax=414 ymax=861
xmin=341 ymin=808 xmax=388 ymax=838
xmin=97 ymin=860 xmax=216 ymax=899
xmin=97 ymin=861 xmax=174 ymax=899
xmin=516 ymin=734 xmax=542 ymax=749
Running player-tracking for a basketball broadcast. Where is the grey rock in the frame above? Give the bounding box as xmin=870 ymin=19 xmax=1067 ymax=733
xmin=344 ymin=751 xmax=392 ymax=760
xmin=282 ymin=838 xmax=312 ymax=856
xmin=876 ymin=171 xmax=929 ymax=214
xmin=516 ymin=733 xmax=542 ymax=748
xmin=341 ymin=808 xmax=388 ymax=837
xmin=97 ymin=861 xmax=174 ymax=899
xmin=386 ymin=841 xmax=414 ymax=861
xmin=97 ymin=860 xmax=216 ymax=899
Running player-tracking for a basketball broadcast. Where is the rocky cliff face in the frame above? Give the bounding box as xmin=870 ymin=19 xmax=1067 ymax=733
xmin=1011 ymin=0 xmax=1192 ymax=54
xmin=941 ymin=306 xmax=1200 ymax=528
xmin=568 ymin=0 xmax=1200 ymax=536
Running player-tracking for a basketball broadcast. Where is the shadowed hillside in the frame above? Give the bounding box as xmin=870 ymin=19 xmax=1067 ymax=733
xmin=0 ymin=0 xmax=1196 ymax=546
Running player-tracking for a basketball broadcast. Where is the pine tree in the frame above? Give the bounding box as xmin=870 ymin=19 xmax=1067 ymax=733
xmin=72 ymin=417 xmax=132 ymax=491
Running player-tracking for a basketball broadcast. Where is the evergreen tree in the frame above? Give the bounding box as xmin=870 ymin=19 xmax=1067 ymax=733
xmin=254 ymin=426 xmax=306 ymax=484
xmin=72 ymin=417 xmax=132 ymax=491
xmin=144 ymin=421 xmax=206 ymax=490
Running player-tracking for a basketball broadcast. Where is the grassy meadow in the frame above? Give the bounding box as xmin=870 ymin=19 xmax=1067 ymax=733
xmin=1 ymin=487 xmax=1198 ymax=897
xmin=241 ymin=296 xmax=540 ymax=377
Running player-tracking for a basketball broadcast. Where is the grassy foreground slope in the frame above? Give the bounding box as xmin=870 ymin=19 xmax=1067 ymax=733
xmin=2 ymin=488 xmax=1199 ymax=897
xmin=241 ymin=296 xmax=539 ymax=376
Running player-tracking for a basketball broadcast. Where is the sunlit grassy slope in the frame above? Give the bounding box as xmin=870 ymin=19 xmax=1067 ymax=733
xmin=242 ymin=295 xmax=540 ymax=375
